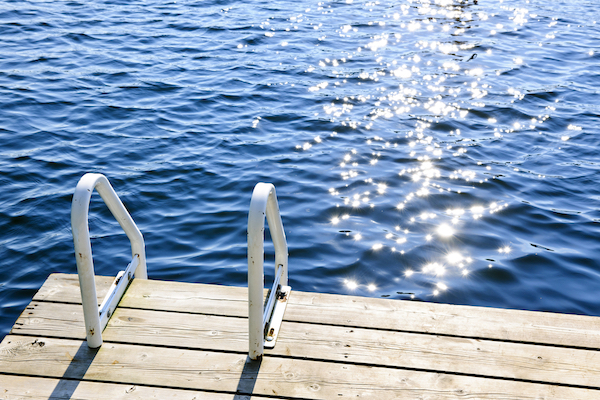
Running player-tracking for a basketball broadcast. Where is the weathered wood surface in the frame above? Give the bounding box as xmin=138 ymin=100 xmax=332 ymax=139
xmin=1 ymin=335 xmax=598 ymax=399
xmin=2 ymin=273 xmax=600 ymax=399
xmin=12 ymin=301 xmax=600 ymax=388
xmin=35 ymin=273 xmax=600 ymax=348
xmin=0 ymin=374 xmax=270 ymax=400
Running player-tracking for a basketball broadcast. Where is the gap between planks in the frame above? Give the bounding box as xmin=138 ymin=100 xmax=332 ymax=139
xmin=33 ymin=274 xmax=600 ymax=349
xmin=4 ymin=274 xmax=600 ymax=398
xmin=2 ymin=335 xmax=600 ymax=400
xmin=0 ymin=374 xmax=280 ymax=400
xmin=11 ymin=301 xmax=600 ymax=389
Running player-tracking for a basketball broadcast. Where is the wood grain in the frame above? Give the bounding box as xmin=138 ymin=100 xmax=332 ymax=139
xmin=0 ymin=374 xmax=270 ymax=399
xmin=34 ymin=274 xmax=600 ymax=349
xmin=1 ymin=335 xmax=598 ymax=399
xmin=33 ymin=273 xmax=114 ymax=305
xmin=12 ymin=301 xmax=600 ymax=388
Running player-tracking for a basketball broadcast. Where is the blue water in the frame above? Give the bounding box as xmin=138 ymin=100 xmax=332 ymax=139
xmin=1 ymin=0 xmax=599 ymax=339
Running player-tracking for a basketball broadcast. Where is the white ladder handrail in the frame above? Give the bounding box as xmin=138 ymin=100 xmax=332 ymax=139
xmin=248 ymin=182 xmax=290 ymax=360
xmin=71 ymin=173 xmax=147 ymax=348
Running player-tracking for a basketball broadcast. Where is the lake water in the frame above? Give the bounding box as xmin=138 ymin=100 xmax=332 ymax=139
xmin=1 ymin=0 xmax=599 ymax=339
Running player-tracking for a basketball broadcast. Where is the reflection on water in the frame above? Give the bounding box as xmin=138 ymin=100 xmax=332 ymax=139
xmin=1 ymin=0 xmax=600 ymax=338
xmin=282 ymin=0 xmax=599 ymax=298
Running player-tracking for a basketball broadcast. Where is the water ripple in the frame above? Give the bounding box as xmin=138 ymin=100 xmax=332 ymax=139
xmin=1 ymin=0 xmax=600 ymax=338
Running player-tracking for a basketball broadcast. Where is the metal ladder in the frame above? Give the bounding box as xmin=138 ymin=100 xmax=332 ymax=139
xmin=71 ymin=173 xmax=290 ymax=359
xmin=247 ymin=182 xmax=291 ymax=360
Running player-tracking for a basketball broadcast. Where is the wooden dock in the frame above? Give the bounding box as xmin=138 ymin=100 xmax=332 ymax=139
xmin=2 ymin=273 xmax=600 ymax=399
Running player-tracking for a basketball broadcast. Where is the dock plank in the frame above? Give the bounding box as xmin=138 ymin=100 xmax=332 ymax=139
xmin=0 ymin=374 xmax=271 ymax=400
xmin=17 ymin=273 xmax=600 ymax=398
xmin=33 ymin=274 xmax=114 ymax=305
xmin=34 ymin=274 xmax=600 ymax=349
xmin=128 ymin=280 xmax=600 ymax=349
xmin=1 ymin=334 xmax=598 ymax=399
xmin=11 ymin=301 xmax=600 ymax=389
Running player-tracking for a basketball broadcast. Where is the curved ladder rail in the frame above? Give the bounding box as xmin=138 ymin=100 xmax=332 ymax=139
xmin=71 ymin=173 xmax=147 ymax=348
xmin=248 ymin=183 xmax=291 ymax=360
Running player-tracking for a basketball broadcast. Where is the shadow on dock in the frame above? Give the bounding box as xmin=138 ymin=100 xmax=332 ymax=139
xmin=234 ymin=356 xmax=262 ymax=399
xmin=49 ymin=342 xmax=99 ymax=399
